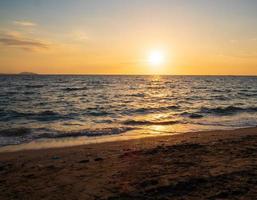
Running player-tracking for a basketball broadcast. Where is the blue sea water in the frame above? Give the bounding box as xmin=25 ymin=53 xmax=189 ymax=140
xmin=1 ymin=75 xmax=257 ymax=147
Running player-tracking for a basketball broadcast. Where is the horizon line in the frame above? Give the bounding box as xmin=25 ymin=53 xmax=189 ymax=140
xmin=1 ymin=73 xmax=257 ymax=77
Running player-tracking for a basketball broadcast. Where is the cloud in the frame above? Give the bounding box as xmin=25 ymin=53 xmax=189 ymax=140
xmin=3 ymin=30 xmax=22 ymax=38
xmin=0 ymin=38 xmax=48 ymax=49
xmin=72 ymin=30 xmax=89 ymax=41
xmin=13 ymin=20 xmax=37 ymax=27
xmin=229 ymin=39 xmax=237 ymax=44
xmin=218 ymin=52 xmax=257 ymax=59
xmin=0 ymin=32 xmax=49 ymax=51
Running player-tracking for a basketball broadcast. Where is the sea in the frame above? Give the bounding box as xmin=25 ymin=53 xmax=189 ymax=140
xmin=1 ymin=75 xmax=257 ymax=149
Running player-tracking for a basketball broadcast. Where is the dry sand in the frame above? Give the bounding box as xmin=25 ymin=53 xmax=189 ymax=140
xmin=0 ymin=127 xmax=257 ymax=200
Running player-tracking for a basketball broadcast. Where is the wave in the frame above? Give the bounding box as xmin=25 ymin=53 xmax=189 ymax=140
xmin=63 ymin=87 xmax=88 ymax=92
xmin=38 ymin=127 xmax=135 ymax=138
xmin=129 ymin=93 xmax=145 ymax=97
xmin=200 ymin=106 xmax=257 ymax=116
xmin=211 ymin=95 xmax=230 ymax=101
xmin=123 ymin=119 xmax=180 ymax=126
xmin=237 ymin=92 xmax=257 ymax=97
xmin=181 ymin=106 xmax=257 ymax=118
xmin=25 ymin=85 xmax=44 ymax=89
xmin=87 ymin=111 xmax=111 ymax=116
xmin=212 ymin=89 xmax=232 ymax=93
xmin=39 ymin=111 xmax=59 ymax=116
xmin=0 ymin=110 xmax=74 ymax=121
xmin=181 ymin=112 xmax=204 ymax=119
xmin=23 ymin=91 xmax=36 ymax=95
xmin=0 ymin=126 xmax=136 ymax=147
xmin=0 ymin=128 xmax=31 ymax=137
xmin=127 ymin=105 xmax=180 ymax=114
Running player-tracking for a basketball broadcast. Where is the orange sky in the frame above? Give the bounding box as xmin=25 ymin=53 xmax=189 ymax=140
xmin=0 ymin=0 xmax=257 ymax=75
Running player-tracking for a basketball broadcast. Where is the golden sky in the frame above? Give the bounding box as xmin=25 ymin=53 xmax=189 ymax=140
xmin=0 ymin=0 xmax=257 ymax=75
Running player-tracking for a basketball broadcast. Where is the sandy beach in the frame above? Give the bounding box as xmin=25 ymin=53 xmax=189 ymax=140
xmin=1 ymin=0 xmax=257 ymax=199
xmin=0 ymin=127 xmax=256 ymax=199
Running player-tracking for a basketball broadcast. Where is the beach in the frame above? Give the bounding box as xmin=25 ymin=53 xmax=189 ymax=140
xmin=1 ymin=0 xmax=257 ymax=199
xmin=0 ymin=127 xmax=256 ymax=200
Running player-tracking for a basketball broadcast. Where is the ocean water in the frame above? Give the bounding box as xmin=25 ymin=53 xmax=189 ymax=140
xmin=1 ymin=75 xmax=257 ymax=147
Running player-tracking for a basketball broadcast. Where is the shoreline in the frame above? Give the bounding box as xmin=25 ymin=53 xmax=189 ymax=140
xmin=0 ymin=127 xmax=257 ymax=199
xmin=0 ymin=126 xmax=254 ymax=153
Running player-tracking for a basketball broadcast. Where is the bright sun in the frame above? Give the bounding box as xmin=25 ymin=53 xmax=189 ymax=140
xmin=148 ymin=50 xmax=165 ymax=66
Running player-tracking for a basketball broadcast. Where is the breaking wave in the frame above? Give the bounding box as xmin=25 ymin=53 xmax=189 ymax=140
xmin=123 ymin=119 xmax=181 ymax=126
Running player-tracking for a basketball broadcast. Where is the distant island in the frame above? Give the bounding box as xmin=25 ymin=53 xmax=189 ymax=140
xmin=0 ymin=72 xmax=40 ymax=75
xmin=18 ymin=72 xmax=39 ymax=75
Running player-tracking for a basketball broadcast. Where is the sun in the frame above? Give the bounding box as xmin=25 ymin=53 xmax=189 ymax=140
xmin=148 ymin=50 xmax=165 ymax=66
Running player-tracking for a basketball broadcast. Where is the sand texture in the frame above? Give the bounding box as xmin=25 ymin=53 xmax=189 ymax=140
xmin=0 ymin=127 xmax=257 ymax=200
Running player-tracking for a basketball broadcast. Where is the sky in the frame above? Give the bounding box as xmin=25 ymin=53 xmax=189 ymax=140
xmin=0 ymin=0 xmax=257 ymax=75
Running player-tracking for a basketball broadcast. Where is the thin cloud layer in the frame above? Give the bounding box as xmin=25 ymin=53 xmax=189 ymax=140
xmin=72 ymin=30 xmax=89 ymax=41
xmin=0 ymin=32 xmax=49 ymax=51
xmin=13 ymin=20 xmax=37 ymax=27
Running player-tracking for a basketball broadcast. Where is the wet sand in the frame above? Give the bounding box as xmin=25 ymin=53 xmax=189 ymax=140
xmin=0 ymin=127 xmax=257 ymax=200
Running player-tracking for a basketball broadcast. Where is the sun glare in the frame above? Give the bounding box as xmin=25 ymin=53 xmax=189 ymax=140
xmin=148 ymin=50 xmax=165 ymax=66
